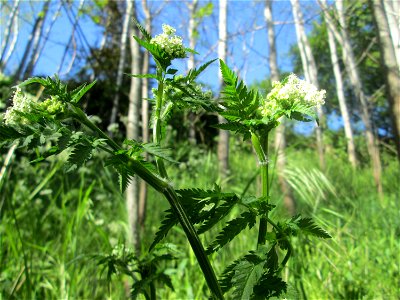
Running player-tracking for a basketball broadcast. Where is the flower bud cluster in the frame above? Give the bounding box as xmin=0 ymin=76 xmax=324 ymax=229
xmin=260 ymin=74 xmax=326 ymax=118
xmin=4 ymin=87 xmax=65 ymax=126
xmin=150 ymin=24 xmax=186 ymax=60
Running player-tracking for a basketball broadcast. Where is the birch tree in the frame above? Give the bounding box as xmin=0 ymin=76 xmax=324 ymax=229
xmin=126 ymin=1 xmax=142 ymax=252
xmin=319 ymin=0 xmax=383 ymax=195
xmin=326 ymin=19 xmax=358 ymax=167
xmin=15 ymin=0 xmax=50 ymax=81
xmin=0 ymin=0 xmax=20 ymax=70
xmin=0 ymin=3 xmax=19 ymax=72
xmin=138 ymin=0 xmax=151 ymax=227
xmin=218 ymin=0 xmax=230 ymax=177
xmin=187 ymin=0 xmax=199 ymax=145
xmin=109 ymin=0 xmax=133 ymax=129
xmin=370 ymin=0 xmax=400 ymax=160
xmin=290 ymin=0 xmax=326 ymax=170
xmin=265 ymin=0 xmax=295 ymax=215
xmin=383 ymin=0 xmax=400 ymax=68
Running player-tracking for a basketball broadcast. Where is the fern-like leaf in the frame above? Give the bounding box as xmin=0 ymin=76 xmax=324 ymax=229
xmin=231 ymin=259 xmax=264 ymax=300
xmin=251 ymin=271 xmax=287 ymax=299
xmin=290 ymin=215 xmax=331 ymax=239
xmin=206 ymin=211 xmax=257 ymax=254
xmin=142 ymin=143 xmax=176 ymax=163
xmin=149 ymin=209 xmax=178 ymax=251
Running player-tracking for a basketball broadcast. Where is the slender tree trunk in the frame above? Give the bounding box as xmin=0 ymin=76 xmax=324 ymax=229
xmin=370 ymin=0 xmax=400 ymax=160
xmin=265 ymin=0 xmax=296 ymax=215
xmin=187 ymin=0 xmax=199 ymax=145
xmin=30 ymin=1 xmax=63 ymax=76
xmin=109 ymin=0 xmax=133 ymax=130
xmin=138 ymin=0 xmax=151 ymax=227
xmin=0 ymin=0 xmax=20 ymax=69
xmin=290 ymin=0 xmax=326 ymax=170
xmin=320 ymin=0 xmax=383 ymax=195
xmin=127 ymin=1 xmax=141 ymax=253
xmin=382 ymin=0 xmax=400 ymax=69
xmin=218 ymin=0 xmax=230 ymax=178
xmin=23 ymin=1 xmax=52 ymax=79
xmin=1 ymin=5 xmax=19 ymax=72
xmin=326 ymin=20 xmax=358 ymax=167
xmin=14 ymin=0 xmax=50 ymax=81
xmin=115 ymin=0 xmax=141 ymax=253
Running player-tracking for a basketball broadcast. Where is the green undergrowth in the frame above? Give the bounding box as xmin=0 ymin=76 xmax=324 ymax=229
xmin=1 ymin=142 xmax=399 ymax=299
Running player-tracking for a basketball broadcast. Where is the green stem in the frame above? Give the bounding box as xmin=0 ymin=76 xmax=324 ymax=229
xmin=251 ymin=132 xmax=269 ymax=247
xmin=153 ymin=73 xmax=168 ymax=178
xmin=75 ymin=105 xmax=223 ymax=299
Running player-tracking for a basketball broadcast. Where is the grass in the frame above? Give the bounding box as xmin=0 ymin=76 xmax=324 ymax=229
xmin=1 ymin=141 xmax=399 ymax=299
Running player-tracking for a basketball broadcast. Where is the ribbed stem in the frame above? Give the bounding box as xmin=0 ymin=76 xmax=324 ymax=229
xmin=251 ymin=132 xmax=269 ymax=247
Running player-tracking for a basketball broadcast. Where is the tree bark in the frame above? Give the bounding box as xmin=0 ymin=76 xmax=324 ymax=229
xmin=370 ymin=0 xmax=400 ymax=160
xmin=0 ymin=0 xmax=20 ymax=70
xmin=109 ymin=0 xmax=133 ymax=130
xmin=14 ymin=0 xmax=50 ymax=81
xmin=1 ymin=4 xmax=19 ymax=72
xmin=29 ymin=1 xmax=63 ymax=77
xmin=126 ymin=1 xmax=141 ymax=252
xmin=382 ymin=0 xmax=400 ymax=69
xmin=265 ymin=0 xmax=296 ymax=215
xmin=138 ymin=0 xmax=151 ymax=227
xmin=218 ymin=0 xmax=230 ymax=178
xmin=187 ymin=0 xmax=199 ymax=145
xmin=319 ymin=0 xmax=383 ymax=195
xmin=290 ymin=0 xmax=326 ymax=170
xmin=326 ymin=18 xmax=358 ymax=167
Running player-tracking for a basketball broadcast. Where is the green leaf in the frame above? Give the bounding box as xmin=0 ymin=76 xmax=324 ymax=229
xmin=251 ymin=271 xmax=287 ymax=299
xmin=211 ymin=122 xmax=248 ymax=134
xmin=149 ymin=209 xmax=178 ymax=251
xmin=197 ymin=194 xmax=239 ymax=234
xmin=133 ymin=19 xmax=152 ymax=42
xmin=290 ymin=215 xmax=332 ymax=238
xmin=70 ymin=80 xmax=97 ymax=103
xmin=206 ymin=211 xmax=257 ymax=254
xmin=231 ymin=259 xmax=264 ymax=300
xmin=142 ymin=143 xmax=177 ymax=163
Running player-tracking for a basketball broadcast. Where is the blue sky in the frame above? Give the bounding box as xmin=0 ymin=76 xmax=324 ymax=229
xmin=1 ymin=0 xmax=335 ymax=133
xmin=1 ymin=1 xmax=322 ymax=85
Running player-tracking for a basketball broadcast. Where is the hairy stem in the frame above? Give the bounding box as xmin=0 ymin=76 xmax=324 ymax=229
xmin=251 ymin=132 xmax=269 ymax=247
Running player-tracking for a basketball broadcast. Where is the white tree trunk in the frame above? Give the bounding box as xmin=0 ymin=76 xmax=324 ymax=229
xmin=320 ymin=0 xmax=383 ymax=195
xmin=371 ymin=0 xmax=400 ymax=160
xmin=138 ymin=0 xmax=151 ymax=227
xmin=326 ymin=20 xmax=358 ymax=168
xmin=290 ymin=0 xmax=325 ymax=170
xmin=109 ymin=0 xmax=134 ymax=129
xmin=0 ymin=0 xmax=20 ymax=68
xmin=126 ymin=1 xmax=141 ymax=252
xmin=218 ymin=0 xmax=230 ymax=178
xmin=15 ymin=0 xmax=50 ymax=80
xmin=187 ymin=0 xmax=198 ymax=145
xmin=1 ymin=5 xmax=19 ymax=71
xmin=383 ymin=0 xmax=400 ymax=69
xmin=265 ymin=0 xmax=295 ymax=215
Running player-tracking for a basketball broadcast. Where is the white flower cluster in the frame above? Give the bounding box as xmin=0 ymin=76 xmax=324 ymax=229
xmin=4 ymin=87 xmax=37 ymax=126
xmin=4 ymin=87 xmax=65 ymax=126
xmin=150 ymin=24 xmax=186 ymax=59
xmin=260 ymin=74 xmax=326 ymax=117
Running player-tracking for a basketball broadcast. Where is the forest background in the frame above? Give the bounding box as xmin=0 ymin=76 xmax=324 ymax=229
xmin=0 ymin=0 xmax=399 ymax=299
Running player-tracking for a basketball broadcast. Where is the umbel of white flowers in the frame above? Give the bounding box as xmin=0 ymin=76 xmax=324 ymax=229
xmin=4 ymin=87 xmax=65 ymax=126
xmin=260 ymin=74 xmax=326 ymax=117
xmin=150 ymin=24 xmax=186 ymax=60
